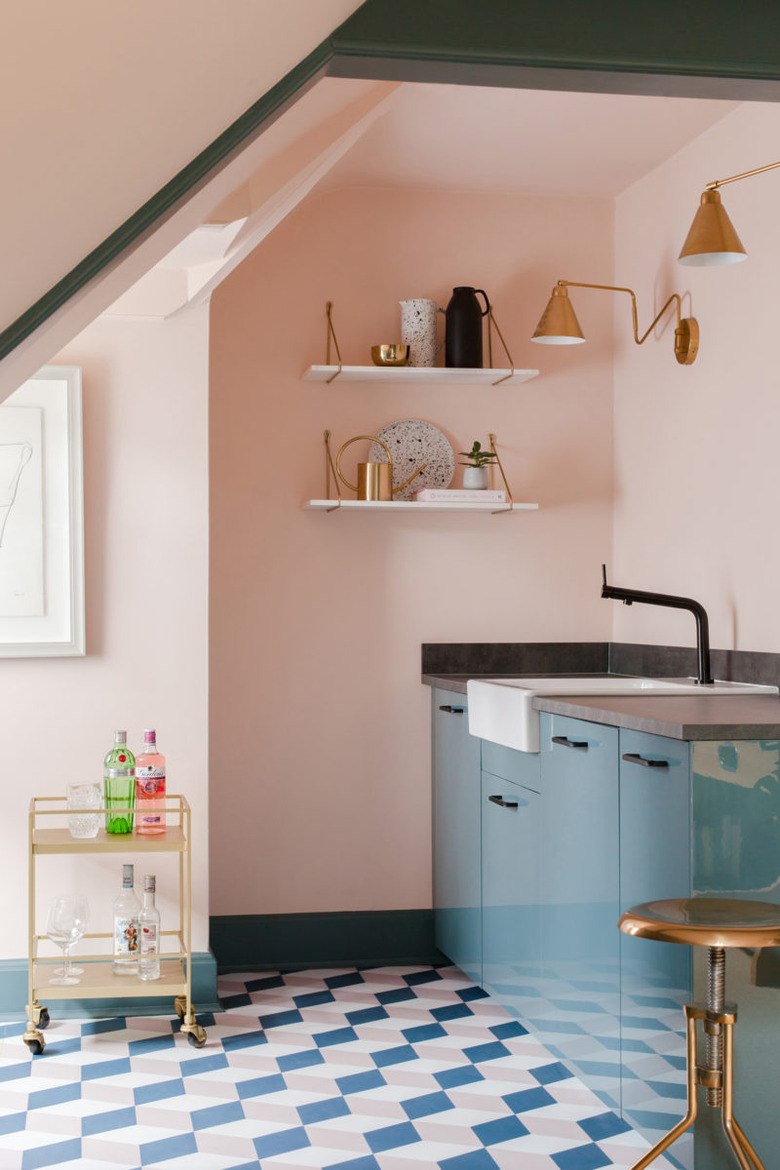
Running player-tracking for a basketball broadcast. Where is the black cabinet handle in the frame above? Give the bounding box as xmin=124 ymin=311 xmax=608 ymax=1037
xmin=552 ymin=735 xmax=589 ymax=750
xmin=489 ymin=794 xmax=518 ymax=809
xmin=622 ymin=753 xmax=669 ymax=769
xmin=439 ymin=705 xmax=465 ymax=715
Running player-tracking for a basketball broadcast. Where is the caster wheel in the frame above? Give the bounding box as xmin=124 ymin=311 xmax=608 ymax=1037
xmin=186 ymin=1026 xmax=207 ymax=1048
xmin=24 ymin=1032 xmax=45 ymax=1055
xmin=174 ymin=996 xmax=186 ymax=1020
xmin=38 ymin=1008 xmax=50 ymax=1030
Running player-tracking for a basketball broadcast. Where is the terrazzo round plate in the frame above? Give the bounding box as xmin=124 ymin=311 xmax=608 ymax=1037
xmin=370 ymin=419 xmax=454 ymax=500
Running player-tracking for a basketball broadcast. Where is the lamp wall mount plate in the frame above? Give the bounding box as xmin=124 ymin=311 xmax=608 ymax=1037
xmin=532 ymin=280 xmax=699 ymax=365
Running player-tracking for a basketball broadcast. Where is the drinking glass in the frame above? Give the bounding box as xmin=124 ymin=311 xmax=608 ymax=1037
xmin=46 ymin=896 xmax=89 ymax=986
xmin=66 ymin=782 xmax=102 ymax=839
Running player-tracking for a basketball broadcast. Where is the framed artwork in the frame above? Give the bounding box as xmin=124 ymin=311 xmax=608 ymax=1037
xmin=0 ymin=366 xmax=85 ymax=656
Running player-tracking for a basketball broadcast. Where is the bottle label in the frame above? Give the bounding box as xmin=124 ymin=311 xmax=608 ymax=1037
xmin=141 ymin=923 xmax=158 ymax=955
xmin=114 ymin=916 xmax=139 ymax=955
xmin=137 ymin=775 xmax=165 ymax=797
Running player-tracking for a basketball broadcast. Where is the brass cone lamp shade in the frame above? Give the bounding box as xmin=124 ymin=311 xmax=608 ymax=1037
xmin=532 ymin=285 xmax=586 ymax=345
xmin=678 ymin=188 xmax=747 ymax=267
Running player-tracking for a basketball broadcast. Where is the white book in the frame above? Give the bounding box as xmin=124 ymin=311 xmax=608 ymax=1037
xmin=414 ymin=488 xmax=506 ymax=502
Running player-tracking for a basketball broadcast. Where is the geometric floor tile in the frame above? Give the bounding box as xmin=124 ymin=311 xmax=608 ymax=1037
xmin=0 ymin=966 xmax=680 ymax=1169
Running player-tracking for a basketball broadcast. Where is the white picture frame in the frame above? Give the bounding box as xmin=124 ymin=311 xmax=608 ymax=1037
xmin=0 ymin=366 xmax=85 ymax=656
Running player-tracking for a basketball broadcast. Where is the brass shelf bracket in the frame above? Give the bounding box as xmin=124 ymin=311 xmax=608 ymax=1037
xmin=488 ymin=433 xmax=515 ymax=514
xmin=325 ymin=301 xmax=343 ymax=383
xmin=487 ymin=309 xmax=516 ymax=385
xmin=323 ymin=430 xmax=342 ymax=511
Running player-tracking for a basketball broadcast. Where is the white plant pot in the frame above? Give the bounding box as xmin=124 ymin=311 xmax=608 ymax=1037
xmin=462 ymin=465 xmax=490 ymax=490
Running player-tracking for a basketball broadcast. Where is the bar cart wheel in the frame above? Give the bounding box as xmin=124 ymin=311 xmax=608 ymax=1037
xmin=38 ymin=1008 xmax=50 ymax=1030
xmin=174 ymin=995 xmax=187 ymax=1019
xmin=24 ymin=1031 xmax=45 ymax=1055
xmin=183 ymin=1023 xmax=207 ymax=1048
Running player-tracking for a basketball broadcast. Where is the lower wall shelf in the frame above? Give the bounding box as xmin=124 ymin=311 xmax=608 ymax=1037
xmin=303 ymin=500 xmax=539 ymax=513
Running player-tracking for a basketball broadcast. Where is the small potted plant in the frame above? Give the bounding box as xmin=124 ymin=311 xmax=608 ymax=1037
xmin=459 ymin=440 xmax=497 ymax=490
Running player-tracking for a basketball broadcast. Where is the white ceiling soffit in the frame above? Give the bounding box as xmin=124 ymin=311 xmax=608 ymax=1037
xmin=320 ymin=83 xmax=740 ymax=199
xmin=105 ymin=79 xmax=399 ymax=320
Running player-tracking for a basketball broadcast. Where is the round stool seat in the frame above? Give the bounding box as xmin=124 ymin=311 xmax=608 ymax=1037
xmin=619 ymin=896 xmax=780 ymax=948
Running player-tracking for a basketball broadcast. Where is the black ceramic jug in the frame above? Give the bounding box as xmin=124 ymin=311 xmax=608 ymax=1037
xmin=445 ymin=287 xmax=490 ymax=368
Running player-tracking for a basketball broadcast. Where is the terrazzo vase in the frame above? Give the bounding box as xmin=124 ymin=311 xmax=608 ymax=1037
xmin=400 ymin=298 xmax=438 ymax=367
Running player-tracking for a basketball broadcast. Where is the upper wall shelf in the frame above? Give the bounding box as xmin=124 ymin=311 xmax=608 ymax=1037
xmin=303 ymin=365 xmax=540 ymax=387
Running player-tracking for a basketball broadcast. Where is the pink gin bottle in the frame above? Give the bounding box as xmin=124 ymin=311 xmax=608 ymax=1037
xmin=135 ymin=729 xmax=166 ymax=835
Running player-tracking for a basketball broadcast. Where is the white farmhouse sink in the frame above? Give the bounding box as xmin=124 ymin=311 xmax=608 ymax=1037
xmin=466 ymin=676 xmax=778 ymax=753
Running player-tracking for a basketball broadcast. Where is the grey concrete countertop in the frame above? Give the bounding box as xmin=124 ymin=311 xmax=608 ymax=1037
xmin=422 ymin=674 xmax=780 ymax=741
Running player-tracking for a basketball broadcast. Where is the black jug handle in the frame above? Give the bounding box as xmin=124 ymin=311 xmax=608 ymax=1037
xmin=475 ymin=289 xmax=490 ymax=317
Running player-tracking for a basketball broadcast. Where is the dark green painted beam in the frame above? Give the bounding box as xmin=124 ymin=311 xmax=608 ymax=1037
xmin=4 ymin=0 xmax=780 ymax=367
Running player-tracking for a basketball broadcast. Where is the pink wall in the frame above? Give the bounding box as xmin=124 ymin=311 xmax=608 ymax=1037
xmin=0 ymin=308 xmax=210 ymax=961
xmin=613 ymin=102 xmax=780 ymax=654
xmin=209 ymin=187 xmax=615 ymax=916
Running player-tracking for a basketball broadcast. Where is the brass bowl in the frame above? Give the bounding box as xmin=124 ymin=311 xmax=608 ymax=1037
xmin=371 ymin=344 xmax=410 ymax=367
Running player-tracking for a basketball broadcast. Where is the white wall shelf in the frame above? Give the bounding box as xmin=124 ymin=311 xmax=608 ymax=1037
xmin=303 ymin=365 xmax=539 ymax=387
xmin=303 ymin=500 xmax=539 ymax=513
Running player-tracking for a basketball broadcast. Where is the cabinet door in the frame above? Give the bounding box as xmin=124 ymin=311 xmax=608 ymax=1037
xmin=481 ymin=771 xmax=541 ymax=1017
xmin=540 ymin=713 xmax=621 ymax=1110
xmin=432 ymin=689 xmax=482 ymax=985
xmin=619 ymin=729 xmax=692 ymax=1168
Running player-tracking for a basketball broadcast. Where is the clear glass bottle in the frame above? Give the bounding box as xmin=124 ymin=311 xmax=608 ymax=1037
xmin=135 ymin=729 xmax=166 ymax=835
xmin=139 ymin=874 xmax=161 ymax=981
xmin=113 ymin=864 xmax=141 ymax=975
xmin=104 ymin=731 xmax=136 ymax=834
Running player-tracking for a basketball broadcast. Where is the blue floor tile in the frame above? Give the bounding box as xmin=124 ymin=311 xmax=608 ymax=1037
xmin=127 ymin=1034 xmax=176 ymax=1054
xmin=294 ymin=990 xmax=336 ymax=1008
xmin=458 ymin=985 xmax=489 ymax=1002
xmin=245 ymin=974 xmax=285 ymax=992
xmin=438 ymin=1149 xmax=500 ymax=1170
xmin=324 ymin=972 xmax=365 ymax=989
xmin=644 ymin=1079 xmax=688 ymax=1100
xmin=82 ymin=1106 xmax=137 ymax=1135
xmin=313 ymin=1026 xmax=358 ymax=1048
xmin=254 ymin=1126 xmax=310 ymax=1158
xmin=298 ymin=1096 xmax=350 ymax=1124
xmin=179 ymin=1052 xmax=228 ymax=1077
xmin=372 ymin=1044 xmax=418 ymax=1067
xmin=473 ymin=1114 xmax=529 ymax=1146
xmin=490 ymin=1020 xmax=528 ymax=1040
xmin=326 ymin=1157 xmax=381 ymax=1170
xmin=579 ymin=1112 xmax=632 ymax=1141
xmin=432 ymin=1003 xmax=474 ymax=1022
xmin=336 ymin=1069 xmax=386 ymax=1095
xmin=502 ymin=1086 xmax=556 ymax=1113
xmin=463 ymin=1040 xmax=511 ymax=1064
xmin=80 ymin=1017 xmax=126 ymax=1036
xmin=532 ymin=1061 xmax=575 ymax=1085
xmin=278 ymin=1048 xmax=325 ymax=1071
xmin=404 ymin=970 xmax=443 ymax=986
xmin=376 ymin=988 xmax=416 ymax=1005
xmin=21 ymin=1137 xmax=82 ymax=1169
xmin=0 ymin=1111 xmax=26 ymax=1134
xmin=435 ymin=1064 xmax=484 ymax=1089
xmin=401 ymin=1090 xmax=454 ymax=1119
xmin=260 ymin=1008 xmax=303 ymax=1029
xmin=134 ymin=1078 xmax=185 ymax=1104
xmin=365 ymin=1120 xmax=421 ymax=1153
xmin=552 ymin=1143 xmax=612 ymax=1170
xmin=0 ymin=1062 xmax=38 ymax=1082
xmin=237 ymin=1072 xmax=287 ymax=1098
xmin=81 ymin=1057 xmax=131 ymax=1080
xmin=402 ymin=1023 xmax=447 ymax=1043
xmin=28 ymin=1082 xmax=81 ymax=1109
xmin=139 ymin=1133 xmax=198 ymax=1164
xmin=346 ymin=1006 xmax=389 ymax=1025
xmin=221 ymin=1029 xmax=267 ymax=1051
xmin=192 ymin=1100 xmax=245 ymax=1129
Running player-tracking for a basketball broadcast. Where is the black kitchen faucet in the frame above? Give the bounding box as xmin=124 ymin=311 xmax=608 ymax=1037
xmin=601 ymin=564 xmax=714 ymax=685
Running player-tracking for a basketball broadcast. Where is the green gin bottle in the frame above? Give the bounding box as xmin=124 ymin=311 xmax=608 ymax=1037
xmin=104 ymin=731 xmax=136 ymax=833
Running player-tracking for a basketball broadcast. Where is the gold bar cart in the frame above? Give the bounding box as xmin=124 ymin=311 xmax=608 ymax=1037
xmin=24 ymin=794 xmax=206 ymax=1054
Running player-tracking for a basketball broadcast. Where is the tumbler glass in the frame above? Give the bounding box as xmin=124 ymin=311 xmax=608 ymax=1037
xmin=66 ymin=782 xmax=102 ymax=839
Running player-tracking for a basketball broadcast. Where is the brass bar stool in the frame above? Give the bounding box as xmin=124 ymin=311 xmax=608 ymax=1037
xmin=618 ymin=897 xmax=780 ymax=1170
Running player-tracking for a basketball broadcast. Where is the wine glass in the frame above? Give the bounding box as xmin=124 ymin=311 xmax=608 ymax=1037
xmin=46 ymin=896 xmax=89 ymax=986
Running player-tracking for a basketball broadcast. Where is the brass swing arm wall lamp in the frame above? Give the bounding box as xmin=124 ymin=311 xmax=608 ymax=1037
xmin=678 ymin=159 xmax=780 ymax=267
xmin=531 ymin=280 xmax=699 ymax=365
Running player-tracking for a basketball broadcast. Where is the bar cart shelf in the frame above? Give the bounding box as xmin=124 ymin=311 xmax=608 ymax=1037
xmin=24 ymin=794 xmax=206 ymax=1054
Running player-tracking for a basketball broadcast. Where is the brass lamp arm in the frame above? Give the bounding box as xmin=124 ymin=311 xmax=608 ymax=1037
xmin=557 ymin=280 xmax=681 ymax=347
xmin=706 ymin=159 xmax=780 ymax=191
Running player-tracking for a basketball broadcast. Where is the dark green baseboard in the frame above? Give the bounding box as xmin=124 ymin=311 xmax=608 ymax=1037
xmin=210 ymin=909 xmax=445 ymax=972
xmin=0 ymin=952 xmax=218 ymax=1021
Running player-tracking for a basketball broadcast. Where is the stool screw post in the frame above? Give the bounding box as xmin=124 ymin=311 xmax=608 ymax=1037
xmin=706 ymin=945 xmax=726 ymax=1107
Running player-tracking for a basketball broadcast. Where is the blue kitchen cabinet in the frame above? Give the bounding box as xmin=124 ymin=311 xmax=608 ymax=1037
xmin=431 ymin=688 xmax=482 ymax=985
xmin=481 ymin=768 xmax=541 ymax=1014
xmin=619 ymin=729 xmax=693 ymax=1169
xmin=538 ymin=712 xmax=621 ymax=1110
